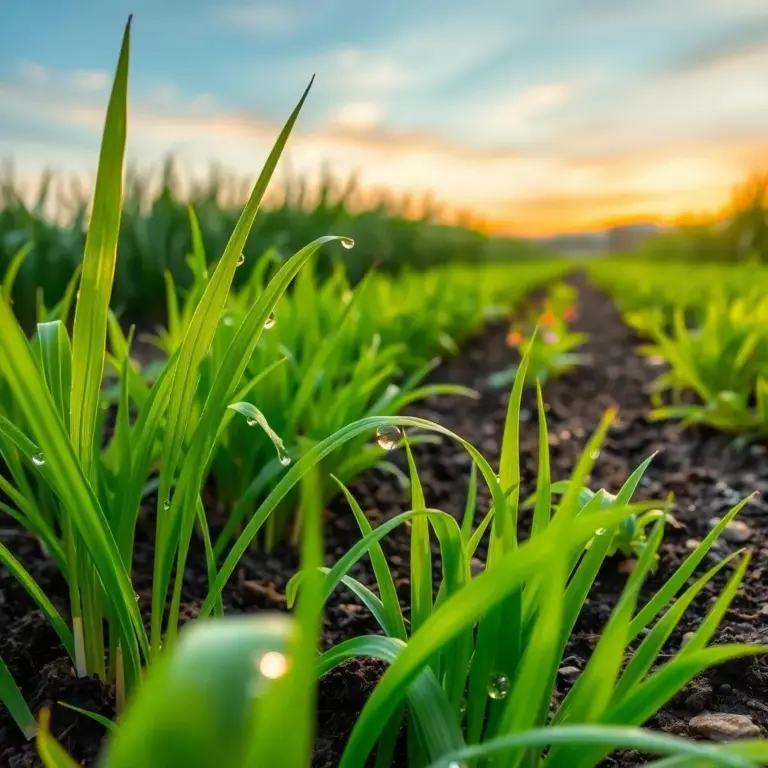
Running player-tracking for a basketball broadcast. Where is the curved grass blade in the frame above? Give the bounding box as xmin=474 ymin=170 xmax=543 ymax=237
xmin=426 ymin=725 xmax=759 ymax=768
xmin=332 ymin=476 xmax=406 ymax=640
xmin=200 ymin=414 xmax=506 ymax=617
xmin=319 ymin=636 xmax=465 ymax=762
xmin=0 ymin=542 xmax=74 ymax=657
xmin=337 ymin=507 xmax=638 ymax=768
xmin=0 ymin=654 xmax=35 ymax=739
xmin=37 ymin=708 xmax=81 ymax=768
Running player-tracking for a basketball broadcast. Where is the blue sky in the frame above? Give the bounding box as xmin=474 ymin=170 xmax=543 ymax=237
xmin=1 ymin=0 xmax=768 ymax=233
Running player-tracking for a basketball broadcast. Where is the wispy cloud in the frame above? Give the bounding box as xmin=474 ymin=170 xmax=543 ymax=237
xmin=219 ymin=2 xmax=300 ymax=37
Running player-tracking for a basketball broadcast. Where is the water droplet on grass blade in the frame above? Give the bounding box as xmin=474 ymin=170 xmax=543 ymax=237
xmin=31 ymin=452 xmax=45 ymax=467
xmin=590 ymin=449 xmax=601 ymax=459
xmin=257 ymin=650 xmax=289 ymax=679
xmin=595 ymin=527 xmax=607 ymax=536
xmin=278 ymin=450 xmax=291 ymax=467
xmin=487 ymin=672 xmax=509 ymax=700
xmin=237 ymin=252 xmax=245 ymax=267
xmin=163 ymin=499 xmax=171 ymax=511
xmin=264 ymin=312 xmax=276 ymax=329
xmin=376 ymin=425 xmax=401 ymax=451
xmin=340 ymin=237 xmax=355 ymax=250
xmin=246 ymin=415 xmax=258 ymax=427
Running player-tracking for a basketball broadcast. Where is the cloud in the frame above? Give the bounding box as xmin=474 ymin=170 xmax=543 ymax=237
xmin=326 ymin=101 xmax=384 ymax=132
xmin=660 ymin=18 xmax=768 ymax=75
xmin=5 ymin=68 xmax=763 ymax=237
xmin=15 ymin=60 xmax=110 ymax=95
xmin=219 ymin=3 xmax=299 ymax=36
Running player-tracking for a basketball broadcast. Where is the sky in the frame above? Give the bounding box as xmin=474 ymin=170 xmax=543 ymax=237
xmin=1 ymin=0 xmax=768 ymax=235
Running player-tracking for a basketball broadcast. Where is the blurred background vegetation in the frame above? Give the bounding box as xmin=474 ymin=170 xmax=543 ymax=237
xmin=0 ymin=158 xmax=552 ymax=327
xmin=633 ymin=172 xmax=768 ymax=264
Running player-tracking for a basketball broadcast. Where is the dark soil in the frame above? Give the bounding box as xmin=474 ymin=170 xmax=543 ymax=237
xmin=2 ymin=275 xmax=767 ymax=767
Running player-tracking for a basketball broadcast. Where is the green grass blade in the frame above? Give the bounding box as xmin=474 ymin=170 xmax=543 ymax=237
xmin=57 ymin=701 xmax=117 ymax=732
xmin=201 ymin=414 xmax=505 ymax=617
xmin=228 ymin=402 xmax=289 ymax=465
xmin=629 ymin=495 xmax=755 ymax=638
xmin=333 ymin=476 xmax=407 ymax=640
xmin=69 ymin=17 xmax=130 ymax=479
xmin=0 ymin=541 xmax=75 ymax=657
xmin=100 ymin=616 xmax=293 ymax=767
xmin=426 ymin=725 xmax=758 ymax=768
xmin=680 ymin=553 xmax=751 ymax=654
xmin=405 ymin=439 xmax=432 ymax=635
xmin=2 ymin=242 xmax=33 ymax=300
xmin=460 ymin=462 xmax=478 ymax=540
xmin=0 ymin=653 xmax=35 ymax=739
xmin=244 ymin=465 xmax=323 ymax=767
xmin=531 ymin=380 xmax=551 ymax=537
xmin=337 ymin=508 xmax=638 ymax=768
xmin=157 ymin=76 xmax=314 ymax=512
xmin=36 ymin=321 xmax=72 ymax=429
xmin=612 ymin=551 xmax=742 ymax=704
xmin=319 ymin=636 xmax=465 ymax=761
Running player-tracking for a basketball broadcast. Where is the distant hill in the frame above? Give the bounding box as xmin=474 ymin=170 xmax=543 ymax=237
xmin=531 ymin=222 xmax=665 ymax=256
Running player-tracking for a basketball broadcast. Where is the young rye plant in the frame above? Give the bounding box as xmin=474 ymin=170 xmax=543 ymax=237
xmin=280 ymin=355 xmax=764 ymax=767
xmin=0 ymin=15 xmax=359 ymax=724
xmin=39 ymin=357 xmax=768 ymax=767
xmin=128 ymin=233 xmax=562 ymax=548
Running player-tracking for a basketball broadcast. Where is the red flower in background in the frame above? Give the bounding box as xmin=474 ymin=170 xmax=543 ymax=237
xmin=507 ymin=330 xmax=523 ymax=347
xmin=540 ymin=310 xmax=556 ymax=327
xmin=563 ymin=306 xmax=577 ymax=321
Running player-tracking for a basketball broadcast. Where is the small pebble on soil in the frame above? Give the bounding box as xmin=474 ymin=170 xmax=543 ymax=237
xmin=688 ymin=712 xmax=761 ymax=741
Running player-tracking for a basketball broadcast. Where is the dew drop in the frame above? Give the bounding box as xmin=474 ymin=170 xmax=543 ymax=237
xmin=376 ymin=425 xmax=401 ymax=451
xmin=278 ymin=451 xmax=292 ymax=467
xmin=595 ymin=527 xmax=607 ymax=536
xmin=590 ymin=449 xmax=601 ymax=460
xmin=223 ymin=315 xmax=234 ymax=327
xmin=237 ymin=252 xmax=246 ymax=267
xmin=342 ymin=290 xmax=354 ymax=304
xmin=487 ymin=672 xmax=509 ymax=700
xmin=256 ymin=650 xmax=289 ymax=679
xmin=31 ymin=452 xmax=45 ymax=467
xmin=459 ymin=699 xmax=467 ymax=715
xmin=163 ymin=498 xmax=171 ymax=511
xmin=264 ymin=312 xmax=276 ymax=330
xmin=246 ymin=416 xmax=258 ymax=427
xmin=447 ymin=763 xmax=467 ymax=768
xmin=340 ymin=237 xmax=355 ymax=250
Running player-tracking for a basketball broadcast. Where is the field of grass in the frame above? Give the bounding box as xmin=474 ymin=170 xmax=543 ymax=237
xmin=2 ymin=17 xmax=768 ymax=768
xmin=0 ymin=157 xmax=550 ymax=330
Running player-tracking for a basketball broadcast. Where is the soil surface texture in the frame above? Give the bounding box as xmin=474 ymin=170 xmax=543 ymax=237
xmin=2 ymin=275 xmax=767 ymax=767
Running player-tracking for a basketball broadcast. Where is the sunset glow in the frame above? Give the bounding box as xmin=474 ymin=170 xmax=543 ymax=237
xmin=2 ymin=0 xmax=767 ymax=235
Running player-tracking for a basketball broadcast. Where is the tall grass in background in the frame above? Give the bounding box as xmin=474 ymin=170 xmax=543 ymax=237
xmin=631 ymin=172 xmax=768 ymax=265
xmin=0 ymin=157 xmax=553 ymax=327
xmin=592 ymin=260 xmax=768 ymax=434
